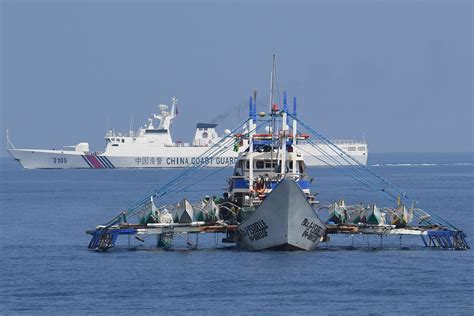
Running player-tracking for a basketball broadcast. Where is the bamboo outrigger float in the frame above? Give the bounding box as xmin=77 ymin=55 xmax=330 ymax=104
xmin=87 ymin=57 xmax=469 ymax=252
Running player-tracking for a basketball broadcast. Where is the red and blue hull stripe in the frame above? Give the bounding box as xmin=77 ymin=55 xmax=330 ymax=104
xmin=82 ymin=155 xmax=115 ymax=169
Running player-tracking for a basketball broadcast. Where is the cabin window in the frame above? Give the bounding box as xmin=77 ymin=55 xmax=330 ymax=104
xmin=234 ymin=161 xmax=244 ymax=176
xmin=199 ymin=128 xmax=203 ymax=131
xmin=265 ymin=161 xmax=275 ymax=169
xmin=256 ymin=161 xmax=264 ymax=169
xmin=122 ymin=139 xmax=125 ymax=143
xmin=245 ymin=161 xmax=250 ymax=169
xmin=289 ymin=161 xmax=293 ymax=170
xmin=348 ymin=146 xmax=356 ymax=151
xmin=112 ymin=144 xmax=119 ymax=147
xmin=358 ymin=147 xmax=365 ymax=151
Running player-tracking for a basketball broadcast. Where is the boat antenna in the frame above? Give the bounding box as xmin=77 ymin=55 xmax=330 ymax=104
xmin=129 ymin=112 xmax=134 ymax=136
xmin=280 ymin=91 xmax=288 ymax=177
xmin=248 ymin=95 xmax=255 ymax=193
xmin=269 ymin=54 xmax=276 ymax=168
xmin=292 ymin=96 xmax=297 ymax=174
xmin=269 ymin=54 xmax=275 ymax=113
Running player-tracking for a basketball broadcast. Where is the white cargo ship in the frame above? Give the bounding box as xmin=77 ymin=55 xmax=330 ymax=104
xmin=7 ymin=97 xmax=368 ymax=169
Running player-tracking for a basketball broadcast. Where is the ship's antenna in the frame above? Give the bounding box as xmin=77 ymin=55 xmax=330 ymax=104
xmin=269 ymin=54 xmax=275 ymax=113
xmin=280 ymin=91 xmax=288 ymax=177
xmin=129 ymin=112 xmax=134 ymax=136
xmin=253 ymin=89 xmax=258 ymax=131
xmin=248 ymin=95 xmax=255 ymax=193
xmin=292 ymin=96 xmax=297 ymax=174
xmin=269 ymin=54 xmax=276 ymax=169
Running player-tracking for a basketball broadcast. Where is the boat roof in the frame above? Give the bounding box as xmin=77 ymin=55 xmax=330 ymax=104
xmin=196 ymin=123 xmax=218 ymax=129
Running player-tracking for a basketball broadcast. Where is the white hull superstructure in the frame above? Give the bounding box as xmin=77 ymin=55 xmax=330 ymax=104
xmin=7 ymin=142 xmax=366 ymax=169
xmin=7 ymin=97 xmax=368 ymax=169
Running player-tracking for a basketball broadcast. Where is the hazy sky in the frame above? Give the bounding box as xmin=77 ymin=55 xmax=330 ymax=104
xmin=1 ymin=0 xmax=472 ymax=154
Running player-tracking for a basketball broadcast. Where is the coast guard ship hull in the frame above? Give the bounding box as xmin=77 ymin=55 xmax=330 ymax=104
xmin=7 ymin=143 xmax=367 ymax=169
xmin=8 ymin=147 xmax=239 ymax=169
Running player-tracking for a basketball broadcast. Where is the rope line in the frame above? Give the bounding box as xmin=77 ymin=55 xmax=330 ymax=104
xmin=290 ymin=114 xmax=459 ymax=231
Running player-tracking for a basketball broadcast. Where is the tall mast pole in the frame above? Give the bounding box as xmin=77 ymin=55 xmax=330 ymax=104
xmin=281 ymin=91 xmax=288 ymax=177
xmin=269 ymin=54 xmax=275 ymax=113
xmin=253 ymin=90 xmax=258 ymax=133
xmin=292 ymin=97 xmax=297 ymax=174
xmin=269 ymin=54 xmax=276 ymax=167
xmin=248 ymin=96 xmax=254 ymax=193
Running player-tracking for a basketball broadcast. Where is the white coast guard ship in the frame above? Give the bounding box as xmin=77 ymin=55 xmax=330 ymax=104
xmin=6 ymin=97 xmax=368 ymax=169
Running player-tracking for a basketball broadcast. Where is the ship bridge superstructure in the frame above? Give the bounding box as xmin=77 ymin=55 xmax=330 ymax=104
xmin=225 ymin=91 xmax=315 ymax=211
xmin=104 ymin=98 xmax=178 ymax=149
xmin=102 ymin=98 xmax=229 ymax=156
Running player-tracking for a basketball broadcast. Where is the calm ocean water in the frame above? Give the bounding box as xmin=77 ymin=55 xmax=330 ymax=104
xmin=1 ymin=153 xmax=473 ymax=314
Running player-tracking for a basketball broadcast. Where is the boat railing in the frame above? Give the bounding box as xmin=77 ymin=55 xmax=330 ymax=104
xmin=165 ymin=143 xmax=192 ymax=147
xmin=307 ymin=139 xmax=367 ymax=145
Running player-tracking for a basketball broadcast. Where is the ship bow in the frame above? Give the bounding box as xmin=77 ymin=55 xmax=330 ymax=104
xmin=238 ymin=179 xmax=326 ymax=251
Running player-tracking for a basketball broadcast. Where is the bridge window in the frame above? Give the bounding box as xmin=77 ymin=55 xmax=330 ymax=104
xmin=265 ymin=161 xmax=275 ymax=169
xmin=256 ymin=161 xmax=264 ymax=169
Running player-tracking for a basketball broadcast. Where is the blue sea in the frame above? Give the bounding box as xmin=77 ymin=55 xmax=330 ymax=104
xmin=1 ymin=152 xmax=473 ymax=315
